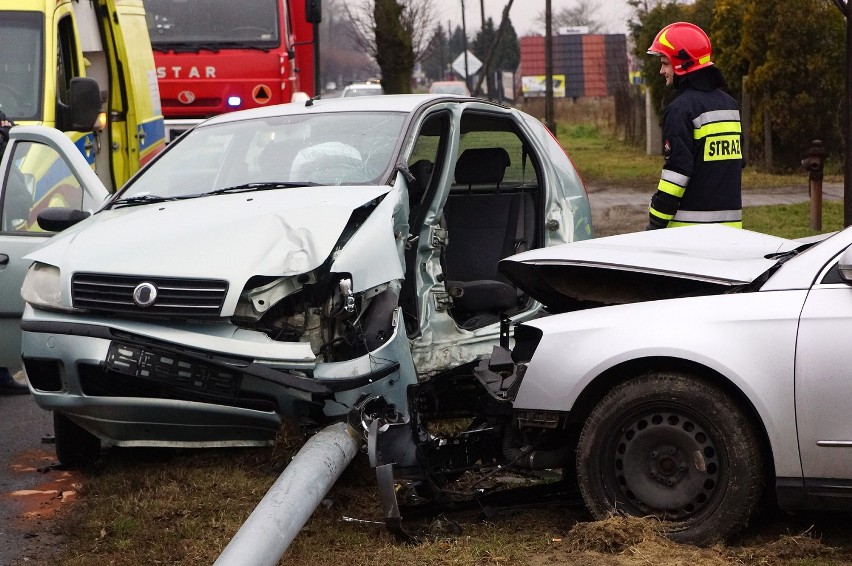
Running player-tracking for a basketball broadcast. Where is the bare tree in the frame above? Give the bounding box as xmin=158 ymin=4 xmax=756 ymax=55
xmin=344 ymin=0 xmax=436 ymax=93
xmin=536 ymin=0 xmax=605 ymax=33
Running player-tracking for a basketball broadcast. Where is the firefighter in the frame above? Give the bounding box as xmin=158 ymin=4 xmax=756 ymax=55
xmin=646 ymin=22 xmax=743 ymax=230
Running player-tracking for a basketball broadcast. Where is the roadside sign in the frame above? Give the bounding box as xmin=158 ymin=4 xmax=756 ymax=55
xmin=452 ymin=51 xmax=482 ymax=78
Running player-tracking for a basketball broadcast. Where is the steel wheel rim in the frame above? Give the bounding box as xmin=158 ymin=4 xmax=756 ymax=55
xmin=605 ymin=406 xmax=724 ymax=521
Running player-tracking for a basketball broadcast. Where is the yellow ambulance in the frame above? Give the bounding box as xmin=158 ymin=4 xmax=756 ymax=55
xmin=0 ymin=0 xmax=164 ymax=376
xmin=0 ymin=0 xmax=165 ymax=192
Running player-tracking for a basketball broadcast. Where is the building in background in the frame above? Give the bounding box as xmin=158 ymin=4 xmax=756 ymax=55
xmin=519 ymin=32 xmax=628 ymax=99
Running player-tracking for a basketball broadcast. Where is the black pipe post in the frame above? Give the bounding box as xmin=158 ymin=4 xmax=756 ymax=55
xmin=545 ymin=0 xmax=555 ymax=134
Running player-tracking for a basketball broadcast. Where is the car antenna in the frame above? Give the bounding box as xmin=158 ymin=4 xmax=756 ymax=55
xmin=305 ymin=95 xmax=321 ymax=107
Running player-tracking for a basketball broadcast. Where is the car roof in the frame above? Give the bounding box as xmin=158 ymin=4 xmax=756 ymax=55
xmin=200 ymin=94 xmax=507 ymax=125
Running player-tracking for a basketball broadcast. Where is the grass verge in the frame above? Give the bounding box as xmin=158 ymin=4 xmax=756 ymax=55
xmin=558 ymin=123 xmax=841 ymax=191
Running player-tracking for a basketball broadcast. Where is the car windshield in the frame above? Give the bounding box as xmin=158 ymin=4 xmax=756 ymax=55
xmin=117 ymin=111 xmax=407 ymax=200
xmin=145 ymin=0 xmax=280 ymax=47
xmin=0 ymin=12 xmax=44 ymax=121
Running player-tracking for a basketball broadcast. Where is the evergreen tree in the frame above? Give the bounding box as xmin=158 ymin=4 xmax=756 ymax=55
xmin=631 ymin=0 xmax=845 ymax=170
xmin=422 ymin=24 xmax=449 ymax=81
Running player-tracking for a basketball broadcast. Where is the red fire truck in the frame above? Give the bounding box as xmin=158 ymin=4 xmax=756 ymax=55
xmin=144 ymin=0 xmax=320 ymax=141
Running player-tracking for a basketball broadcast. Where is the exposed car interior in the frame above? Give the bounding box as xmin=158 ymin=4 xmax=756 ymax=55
xmin=402 ymin=110 xmax=543 ymax=331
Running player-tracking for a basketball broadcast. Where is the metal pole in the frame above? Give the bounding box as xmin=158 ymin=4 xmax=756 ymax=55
xmin=461 ymin=0 xmax=470 ymax=91
xmin=545 ymin=0 xmax=555 ymax=133
xmin=214 ymin=422 xmax=361 ymax=566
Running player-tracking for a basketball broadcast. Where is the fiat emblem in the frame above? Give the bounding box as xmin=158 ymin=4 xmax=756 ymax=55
xmin=132 ymin=282 xmax=158 ymax=307
xmin=177 ymin=90 xmax=196 ymax=104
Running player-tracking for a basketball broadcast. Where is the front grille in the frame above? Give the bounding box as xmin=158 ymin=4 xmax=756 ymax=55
xmin=72 ymin=273 xmax=228 ymax=318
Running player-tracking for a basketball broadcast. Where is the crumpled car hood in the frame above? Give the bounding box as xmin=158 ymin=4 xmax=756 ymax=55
xmin=500 ymin=224 xmax=801 ymax=312
xmin=28 ymin=186 xmax=392 ymax=283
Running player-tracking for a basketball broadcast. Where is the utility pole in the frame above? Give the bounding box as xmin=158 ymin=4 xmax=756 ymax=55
xmin=461 ymin=0 xmax=470 ymax=92
xmin=545 ymin=0 xmax=555 ymax=133
xmin=480 ymin=0 xmax=485 ymax=27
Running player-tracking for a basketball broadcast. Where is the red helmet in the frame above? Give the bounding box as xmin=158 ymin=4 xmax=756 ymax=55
xmin=647 ymin=22 xmax=713 ymax=76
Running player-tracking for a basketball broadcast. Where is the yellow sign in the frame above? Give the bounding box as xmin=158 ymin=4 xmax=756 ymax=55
xmin=521 ymin=75 xmax=566 ymax=98
xmin=704 ymin=135 xmax=742 ymax=161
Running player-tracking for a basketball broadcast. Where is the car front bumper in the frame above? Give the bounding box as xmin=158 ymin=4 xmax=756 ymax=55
xmin=21 ymin=305 xmax=412 ymax=447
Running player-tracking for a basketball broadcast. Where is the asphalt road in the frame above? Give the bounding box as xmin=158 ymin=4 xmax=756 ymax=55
xmin=0 ymin=387 xmax=70 ymax=566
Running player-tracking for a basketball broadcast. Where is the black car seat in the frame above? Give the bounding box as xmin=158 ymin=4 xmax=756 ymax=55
xmin=442 ymin=147 xmax=535 ymax=326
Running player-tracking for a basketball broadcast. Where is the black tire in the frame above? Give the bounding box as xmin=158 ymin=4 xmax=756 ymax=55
xmin=54 ymin=412 xmax=101 ymax=468
xmin=576 ymin=372 xmax=764 ymax=546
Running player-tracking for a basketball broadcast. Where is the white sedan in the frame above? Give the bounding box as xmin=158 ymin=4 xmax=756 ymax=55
xmin=366 ymin=223 xmax=852 ymax=545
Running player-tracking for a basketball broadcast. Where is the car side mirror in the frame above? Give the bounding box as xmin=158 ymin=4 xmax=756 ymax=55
xmin=838 ymin=246 xmax=852 ymax=283
xmin=36 ymin=207 xmax=91 ymax=232
xmin=57 ymin=78 xmax=102 ymax=132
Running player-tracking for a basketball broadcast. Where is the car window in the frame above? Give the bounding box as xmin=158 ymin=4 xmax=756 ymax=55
xmin=455 ymin=116 xmax=539 ymax=190
xmin=1 ymin=140 xmax=85 ymax=233
xmin=117 ymin=111 xmax=408 ymax=199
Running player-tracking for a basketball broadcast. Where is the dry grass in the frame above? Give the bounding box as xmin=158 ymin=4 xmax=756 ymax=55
xmin=48 ymin=423 xmax=852 ymax=566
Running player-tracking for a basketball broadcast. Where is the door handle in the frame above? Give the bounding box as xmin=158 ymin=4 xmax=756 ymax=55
xmin=0 ymin=254 xmax=8 ymax=267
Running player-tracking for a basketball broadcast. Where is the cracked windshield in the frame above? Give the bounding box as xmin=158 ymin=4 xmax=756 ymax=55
xmin=119 ymin=112 xmax=407 ymax=199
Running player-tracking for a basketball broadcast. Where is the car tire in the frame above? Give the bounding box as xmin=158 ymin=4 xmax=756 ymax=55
xmin=576 ymin=371 xmax=764 ymax=546
xmin=54 ymin=412 xmax=101 ymax=468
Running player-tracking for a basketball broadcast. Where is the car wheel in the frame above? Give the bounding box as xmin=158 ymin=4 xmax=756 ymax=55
xmin=54 ymin=412 xmax=101 ymax=468
xmin=576 ymin=371 xmax=764 ymax=546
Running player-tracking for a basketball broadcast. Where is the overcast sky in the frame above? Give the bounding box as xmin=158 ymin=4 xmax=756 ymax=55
xmin=438 ymin=0 xmax=634 ymax=37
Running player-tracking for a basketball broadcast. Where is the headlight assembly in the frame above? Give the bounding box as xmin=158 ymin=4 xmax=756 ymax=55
xmin=21 ymin=263 xmax=72 ymax=311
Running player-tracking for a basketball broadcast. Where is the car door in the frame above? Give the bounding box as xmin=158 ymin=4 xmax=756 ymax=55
xmin=795 ymin=250 xmax=852 ymax=481
xmin=0 ymin=126 xmax=109 ymax=371
xmin=407 ymin=104 xmax=550 ymax=374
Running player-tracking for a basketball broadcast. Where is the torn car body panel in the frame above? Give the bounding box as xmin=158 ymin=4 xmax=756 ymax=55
xmin=500 ymin=224 xmax=801 ymax=311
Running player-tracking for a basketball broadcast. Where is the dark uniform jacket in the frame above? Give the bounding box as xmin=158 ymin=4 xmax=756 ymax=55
xmin=648 ymin=67 xmax=743 ymax=229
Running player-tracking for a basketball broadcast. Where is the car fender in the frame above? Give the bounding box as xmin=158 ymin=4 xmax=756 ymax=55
xmin=330 ymin=181 xmax=405 ymax=293
xmin=513 ymin=290 xmax=809 ymax=479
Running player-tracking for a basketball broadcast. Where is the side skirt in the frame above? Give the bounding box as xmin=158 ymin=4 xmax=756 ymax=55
xmin=777 ymin=477 xmax=852 ymax=511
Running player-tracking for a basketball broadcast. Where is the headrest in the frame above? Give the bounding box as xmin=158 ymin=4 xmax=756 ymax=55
xmin=454 ymin=147 xmax=511 ymax=185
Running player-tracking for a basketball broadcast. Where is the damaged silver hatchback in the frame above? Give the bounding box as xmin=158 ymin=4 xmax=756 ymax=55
xmin=6 ymin=95 xmax=592 ymax=465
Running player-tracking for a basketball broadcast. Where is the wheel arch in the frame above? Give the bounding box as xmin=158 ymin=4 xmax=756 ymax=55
xmin=567 ymin=356 xmax=776 ymax=480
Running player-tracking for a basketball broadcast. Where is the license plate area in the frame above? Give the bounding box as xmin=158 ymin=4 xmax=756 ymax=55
xmin=105 ymin=341 xmax=242 ymax=396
